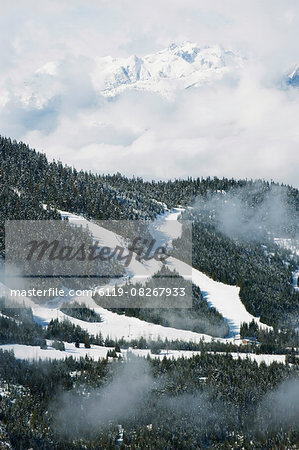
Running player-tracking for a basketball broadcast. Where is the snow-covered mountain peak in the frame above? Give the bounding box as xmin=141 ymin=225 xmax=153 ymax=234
xmin=287 ymin=64 xmax=299 ymax=87
xmin=92 ymin=42 xmax=243 ymax=99
xmin=167 ymin=41 xmax=222 ymax=61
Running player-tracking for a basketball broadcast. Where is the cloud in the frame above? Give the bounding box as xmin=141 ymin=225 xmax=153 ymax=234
xmin=257 ymin=378 xmax=299 ymax=433
xmin=193 ymin=183 xmax=298 ymax=242
xmin=53 ymin=355 xmax=154 ymax=437
xmin=0 ymin=1 xmax=298 ymax=186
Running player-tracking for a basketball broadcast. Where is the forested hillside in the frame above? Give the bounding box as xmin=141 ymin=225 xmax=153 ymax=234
xmin=172 ymin=199 xmax=299 ymax=328
xmin=1 ymin=135 xmax=298 ymax=329
xmin=1 ymin=0 xmax=299 ymax=446
xmin=0 ymin=347 xmax=298 ymax=449
xmin=2 ymin=135 xmax=298 ymax=238
xmin=0 ymin=134 xmax=299 ymax=448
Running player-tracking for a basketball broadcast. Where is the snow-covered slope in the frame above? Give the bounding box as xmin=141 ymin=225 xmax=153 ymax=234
xmin=91 ymin=42 xmax=242 ymax=98
xmin=32 ymin=305 xmax=216 ymax=343
xmin=0 ymin=342 xmax=286 ymax=365
xmin=2 ymin=207 xmax=270 ymax=339
xmin=35 ymin=208 xmax=269 ymax=338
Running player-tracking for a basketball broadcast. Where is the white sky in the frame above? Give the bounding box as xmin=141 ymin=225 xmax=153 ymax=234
xmin=0 ymin=0 xmax=298 ymax=186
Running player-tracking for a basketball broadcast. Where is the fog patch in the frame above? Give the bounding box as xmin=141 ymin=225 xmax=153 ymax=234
xmin=256 ymin=378 xmax=299 ymax=433
xmin=157 ymin=309 xmax=228 ymax=338
xmin=193 ymin=184 xmax=298 ymax=242
xmin=53 ymin=356 xmax=154 ymax=437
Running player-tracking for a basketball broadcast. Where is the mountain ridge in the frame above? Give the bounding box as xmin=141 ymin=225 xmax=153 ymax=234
xmin=91 ymin=41 xmax=243 ymax=98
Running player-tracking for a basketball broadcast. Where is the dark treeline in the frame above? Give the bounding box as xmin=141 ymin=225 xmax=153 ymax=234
xmin=0 ymin=349 xmax=298 ymax=449
xmin=2 ymin=135 xmax=298 ymax=246
xmin=60 ymin=301 xmax=103 ymax=323
xmin=240 ymin=319 xmax=299 ymax=355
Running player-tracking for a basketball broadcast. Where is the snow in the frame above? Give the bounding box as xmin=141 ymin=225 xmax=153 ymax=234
xmin=59 ymin=209 xmax=162 ymax=283
xmin=2 ymin=206 xmax=270 ymax=344
xmin=148 ymin=207 xmax=184 ymax=247
xmin=91 ymin=42 xmax=243 ymax=99
xmin=32 ymin=305 xmax=216 ymax=343
xmin=38 ymin=207 xmax=269 ymax=338
xmin=58 ymin=208 xmax=181 ymax=284
xmin=11 ymin=187 xmax=21 ymax=197
xmin=0 ymin=342 xmax=110 ymax=361
xmin=7 ymin=42 xmax=244 ymax=115
xmin=274 ymin=237 xmax=299 ymax=256
xmin=0 ymin=343 xmax=287 ymax=366
xmin=125 ymin=349 xmax=287 ymax=365
xmin=59 ymin=209 xmax=123 ymax=249
xmin=288 ymin=64 xmax=299 ymax=79
xmin=229 ymin=352 xmax=286 ymax=365
xmin=0 ymin=384 xmax=10 ymax=398
xmin=292 ymin=268 xmax=299 ymax=292
xmin=191 ymin=267 xmax=270 ymax=336
xmin=287 ymin=64 xmax=299 ymax=87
